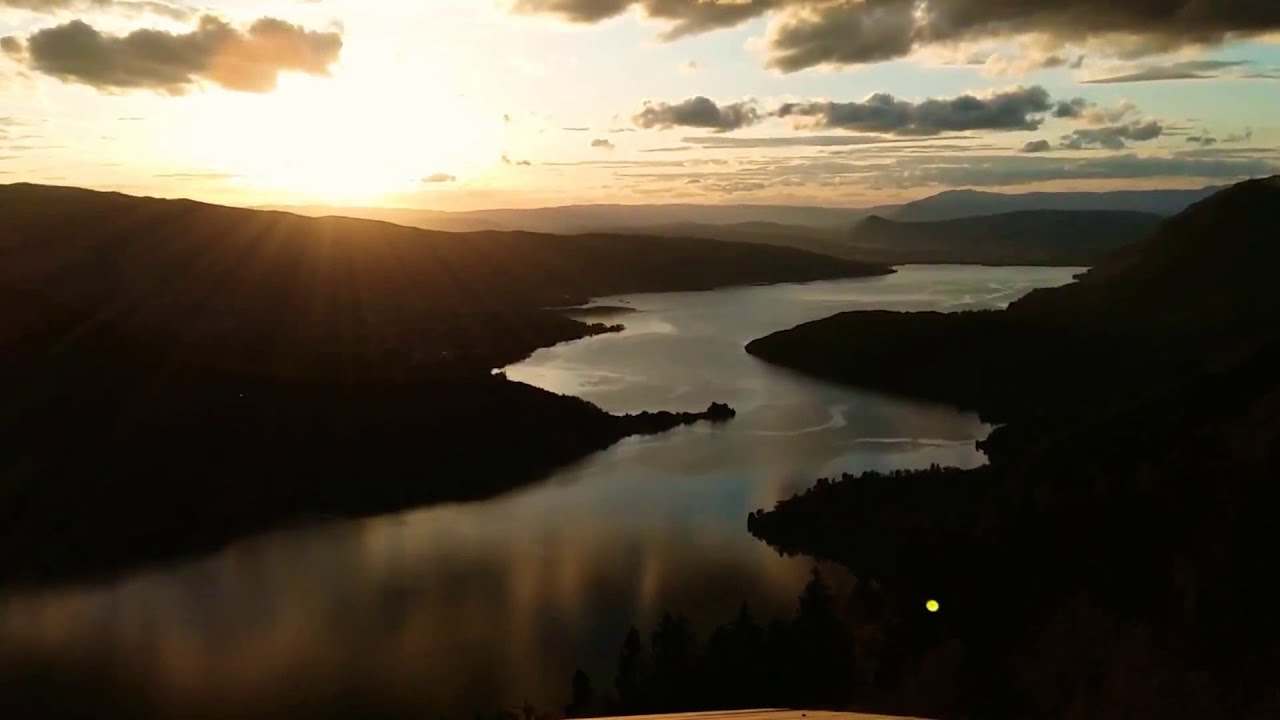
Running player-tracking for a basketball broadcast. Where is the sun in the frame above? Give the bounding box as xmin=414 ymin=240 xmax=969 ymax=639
xmin=179 ymin=63 xmax=504 ymax=204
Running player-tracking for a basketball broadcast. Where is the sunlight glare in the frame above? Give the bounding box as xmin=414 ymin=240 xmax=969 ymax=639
xmin=181 ymin=60 xmax=503 ymax=204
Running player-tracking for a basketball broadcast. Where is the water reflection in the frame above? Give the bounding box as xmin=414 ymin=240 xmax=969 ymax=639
xmin=0 ymin=265 xmax=1078 ymax=717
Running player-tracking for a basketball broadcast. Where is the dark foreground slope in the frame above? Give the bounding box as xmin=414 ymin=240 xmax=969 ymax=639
xmin=0 ymin=184 xmax=877 ymax=587
xmin=746 ymin=177 xmax=1280 ymax=718
xmin=845 ymin=210 xmax=1162 ymax=266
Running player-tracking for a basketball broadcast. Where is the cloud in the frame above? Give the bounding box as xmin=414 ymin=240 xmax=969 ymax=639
xmin=8 ymin=15 xmax=342 ymax=94
xmin=0 ymin=36 xmax=22 ymax=57
xmin=1061 ymin=120 xmax=1163 ymax=150
xmin=633 ymin=96 xmax=761 ymax=132
xmin=1084 ymin=59 xmax=1250 ymax=83
xmin=509 ymin=0 xmax=773 ymax=39
xmin=617 ymin=150 xmax=1277 ymax=198
xmin=1021 ymin=139 xmax=1052 ymax=153
xmin=884 ymin=154 xmax=1277 ymax=187
xmin=1053 ymin=97 xmax=1090 ymax=119
xmin=1051 ymin=97 xmax=1139 ymax=125
xmin=768 ymin=2 xmax=1280 ymax=72
xmin=680 ymin=133 xmax=976 ymax=149
xmin=1186 ymin=135 xmax=1218 ymax=147
xmin=0 ymin=0 xmax=192 ymax=20
xmin=422 ymin=173 xmax=456 ymax=183
xmin=591 ymin=138 xmax=615 ymax=149
xmin=510 ymin=1 xmax=1280 ymax=72
xmin=776 ymin=86 xmax=1053 ymax=136
xmin=154 ymin=171 xmax=238 ymax=179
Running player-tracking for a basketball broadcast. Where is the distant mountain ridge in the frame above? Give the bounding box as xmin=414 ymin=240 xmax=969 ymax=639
xmin=889 ymin=185 xmax=1221 ymax=222
xmin=845 ymin=209 xmax=1164 ymax=266
xmin=748 ymin=175 xmax=1280 ymax=420
xmin=263 ymin=202 xmax=876 ymax=234
xmin=266 ymin=184 xmax=1223 ymax=236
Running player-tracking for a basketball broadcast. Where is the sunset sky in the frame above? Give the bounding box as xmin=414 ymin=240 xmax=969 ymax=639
xmin=2 ymin=0 xmax=1278 ymax=210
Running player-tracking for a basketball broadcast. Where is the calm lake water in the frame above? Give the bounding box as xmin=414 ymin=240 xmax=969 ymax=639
xmin=0 ymin=265 xmax=1077 ymax=717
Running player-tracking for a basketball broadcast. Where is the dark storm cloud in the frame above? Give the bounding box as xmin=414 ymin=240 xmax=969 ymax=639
xmin=776 ymin=86 xmax=1053 ymax=136
xmin=510 ymin=1 xmax=1280 ymax=72
xmin=1061 ymin=120 xmax=1164 ymax=150
xmin=591 ymin=138 xmax=615 ymax=149
xmin=1021 ymin=139 xmax=1052 ymax=153
xmin=0 ymin=0 xmax=192 ymax=19
xmin=633 ymin=96 xmax=761 ymax=132
xmin=9 ymin=15 xmax=342 ymax=94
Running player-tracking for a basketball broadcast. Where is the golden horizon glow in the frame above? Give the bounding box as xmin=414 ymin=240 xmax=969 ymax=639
xmin=167 ymin=59 xmax=506 ymax=205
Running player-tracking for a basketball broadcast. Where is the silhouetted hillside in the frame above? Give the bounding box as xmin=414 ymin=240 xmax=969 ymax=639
xmin=846 ymin=210 xmax=1161 ymax=266
xmin=889 ymin=185 xmax=1220 ymax=222
xmin=749 ymin=177 xmax=1280 ymax=422
xmin=0 ymin=183 xmax=884 ymax=587
xmin=744 ymin=176 xmax=1280 ymax=718
xmin=2 ymin=184 xmax=886 ymax=378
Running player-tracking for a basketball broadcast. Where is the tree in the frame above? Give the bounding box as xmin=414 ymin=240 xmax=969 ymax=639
xmin=615 ymin=626 xmax=648 ymax=711
xmin=564 ymin=669 xmax=595 ymax=718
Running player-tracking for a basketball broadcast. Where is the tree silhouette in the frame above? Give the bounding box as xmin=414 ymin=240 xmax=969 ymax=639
xmin=564 ymin=669 xmax=595 ymax=718
xmin=614 ymin=626 xmax=648 ymax=710
xmin=793 ymin=567 xmax=855 ymax=706
xmin=650 ymin=612 xmax=698 ymax=710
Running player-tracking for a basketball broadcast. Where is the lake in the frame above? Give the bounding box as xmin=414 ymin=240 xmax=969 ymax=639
xmin=0 ymin=265 xmax=1078 ymax=717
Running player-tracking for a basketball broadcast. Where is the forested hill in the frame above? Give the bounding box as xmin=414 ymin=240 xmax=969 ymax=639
xmin=0 ymin=183 xmax=886 ymax=379
xmin=744 ymin=178 xmax=1280 ymax=717
xmin=0 ymin=183 xmax=878 ymax=587
xmin=748 ymin=176 xmax=1280 ymax=423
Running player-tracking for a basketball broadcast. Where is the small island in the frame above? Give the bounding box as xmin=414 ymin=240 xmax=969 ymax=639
xmin=620 ymin=402 xmax=738 ymax=436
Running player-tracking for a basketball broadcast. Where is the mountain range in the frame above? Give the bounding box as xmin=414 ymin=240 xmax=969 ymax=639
xmin=268 ymin=184 xmax=1223 ymax=267
xmin=267 ymin=185 xmax=1220 ymax=234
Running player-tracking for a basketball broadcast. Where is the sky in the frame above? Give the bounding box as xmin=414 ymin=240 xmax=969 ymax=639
xmin=1 ymin=0 xmax=1278 ymax=210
